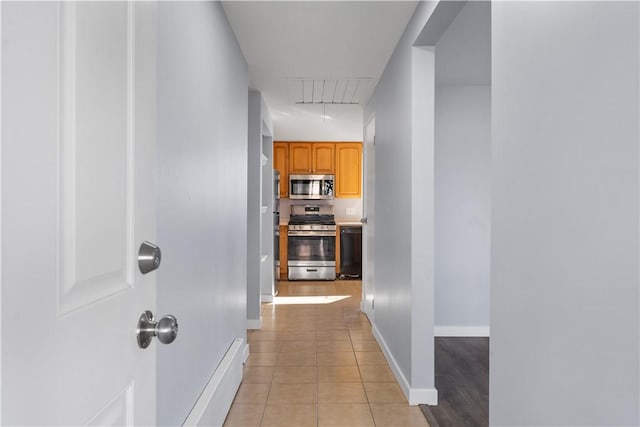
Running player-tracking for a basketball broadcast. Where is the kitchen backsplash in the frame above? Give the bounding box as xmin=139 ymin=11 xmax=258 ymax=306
xmin=279 ymin=197 xmax=363 ymax=220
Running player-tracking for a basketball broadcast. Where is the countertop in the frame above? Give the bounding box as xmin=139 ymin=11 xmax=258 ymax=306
xmin=335 ymin=219 xmax=363 ymax=226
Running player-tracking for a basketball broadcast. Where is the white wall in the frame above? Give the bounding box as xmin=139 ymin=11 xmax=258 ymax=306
xmin=279 ymin=198 xmax=363 ymax=222
xmin=435 ymin=86 xmax=490 ymax=331
xmin=248 ymin=92 xmax=274 ymax=324
xmin=491 ymin=2 xmax=639 ymax=425
xmin=434 ymin=1 xmax=491 ymax=333
xmin=364 ymin=1 xmax=440 ymax=404
xmin=157 ymin=3 xmax=248 ymax=425
xmin=273 ymin=103 xmax=363 ymax=142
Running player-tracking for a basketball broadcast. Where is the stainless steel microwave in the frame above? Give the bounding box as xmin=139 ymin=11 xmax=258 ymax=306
xmin=289 ymin=174 xmax=334 ymax=200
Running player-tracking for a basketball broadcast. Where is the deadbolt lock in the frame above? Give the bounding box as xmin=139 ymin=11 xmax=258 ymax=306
xmin=138 ymin=241 xmax=161 ymax=274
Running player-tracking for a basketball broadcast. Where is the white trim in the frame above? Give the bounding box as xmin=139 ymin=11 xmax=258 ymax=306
xmin=261 ymin=294 xmax=273 ymax=303
xmin=361 ymin=116 xmax=375 ymax=323
xmin=247 ymin=318 xmax=262 ymax=330
xmin=372 ymin=325 xmax=438 ymax=405
xmin=637 ymin=5 xmax=640 ymax=423
xmin=183 ymin=338 xmax=245 ymax=427
xmin=434 ymin=326 xmax=490 ymax=337
xmin=0 ymin=2 xmax=3 ymax=419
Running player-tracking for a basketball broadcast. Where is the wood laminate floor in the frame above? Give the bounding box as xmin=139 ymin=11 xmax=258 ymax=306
xmin=420 ymin=337 xmax=489 ymax=427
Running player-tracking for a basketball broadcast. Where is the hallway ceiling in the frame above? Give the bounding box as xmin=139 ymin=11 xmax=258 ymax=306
xmin=222 ymin=1 xmax=418 ymax=140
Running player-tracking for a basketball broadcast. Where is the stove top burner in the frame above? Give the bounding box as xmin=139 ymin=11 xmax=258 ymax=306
xmin=288 ymin=214 xmax=336 ymax=226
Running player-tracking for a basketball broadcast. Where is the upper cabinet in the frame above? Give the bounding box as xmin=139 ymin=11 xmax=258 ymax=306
xmin=289 ymin=143 xmax=312 ymax=174
xmin=312 ymin=143 xmax=335 ymax=174
xmin=335 ymin=143 xmax=362 ymax=198
xmin=275 ymin=141 xmax=361 ymax=199
xmin=289 ymin=142 xmax=335 ymax=174
xmin=273 ymin=142 xmax=289 ymax=198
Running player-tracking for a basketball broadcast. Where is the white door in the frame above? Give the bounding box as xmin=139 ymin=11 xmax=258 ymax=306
xmin=1 ymin=2 xmax=158 ymax=425
xmin=362 ymin=118 xmax=375 ymax=319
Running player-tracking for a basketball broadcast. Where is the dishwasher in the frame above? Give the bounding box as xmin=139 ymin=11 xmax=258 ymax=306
xmin=339 ymin=226 xmax=362 ymax=279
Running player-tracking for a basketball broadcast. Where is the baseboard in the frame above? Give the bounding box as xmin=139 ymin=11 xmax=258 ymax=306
xmin=242 ymin=341 xmax=250 ymax=364
xmin=247 ymin=318 xmax=262 ymax=330
xmin=183 ymin=338 xmax=246 ymax=427
xmin=261 ymin=294 xmax=274 ymax=303
xmin=434 ymin=326 xmax=490 ymax=337
xmin=372 ymin=325 xmax=438 ymax=405
xmin=360 ymin=301 xmax=373 ymax=321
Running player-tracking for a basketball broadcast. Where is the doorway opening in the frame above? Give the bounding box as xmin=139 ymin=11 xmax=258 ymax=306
xmin=417 ymin=2 xmax=491 ymax=425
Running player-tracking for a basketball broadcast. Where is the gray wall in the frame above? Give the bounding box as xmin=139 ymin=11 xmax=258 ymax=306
xmin=364 ymin=1 xmax=439 ymax=397
xmin=491 ymin=2 xmax=639 ymax=425
xmin=434 ymin=1 xmax=491 ymax=330
xmin=157 ymin=3 xmax=248 ymax=425
xmin=435 ymin=86 xmax=490 ymax=329
xmin=247 ymin=91 xmax=262 ymax=323
xmin=261 ymin=136 xmax=274 ymax=298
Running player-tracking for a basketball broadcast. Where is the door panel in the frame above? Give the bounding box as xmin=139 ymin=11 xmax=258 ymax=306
xmin=85 ymin=386 xmax=133 ymax=426
xmin=60 ymin=2 xmax=134 ymax=314
xmin=1 ymin=2 xmax=157 ymax=425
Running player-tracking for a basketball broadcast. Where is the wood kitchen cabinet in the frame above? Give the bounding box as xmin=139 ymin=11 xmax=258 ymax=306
xmin=273 ymin=142 xmax=289 ymax=198
xmin=335 ymin=143 xmax=362 ymax=198
xmin=279 ymin=225 xmax=288 ymax=279
xmin=312 ymin=143 xmax=335 ymax=174
xmin=288 ymin=142 xmax=335 ymax=174
xmin=289 ymin=143 xmax=311 ymax=174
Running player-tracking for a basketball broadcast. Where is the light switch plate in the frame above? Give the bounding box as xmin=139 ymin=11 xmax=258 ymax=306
xmin=346 ymin=207 xmax=356 ymax=216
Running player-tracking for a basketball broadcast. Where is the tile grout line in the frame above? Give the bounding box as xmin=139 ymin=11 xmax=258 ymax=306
xmin=258 ymin=377 xmax=272 ymax=427
xmin=232 ymin=281 xmax=417 ymax=427
xmin=350 ymin=326 xmax=378 ymax=426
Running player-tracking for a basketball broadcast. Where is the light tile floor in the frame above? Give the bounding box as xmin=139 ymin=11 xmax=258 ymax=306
xmin=224 ymin=280 xmax=430 ymax=427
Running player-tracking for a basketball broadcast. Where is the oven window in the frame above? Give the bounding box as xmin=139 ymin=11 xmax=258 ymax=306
xmin=288 ymin=235 xmax=335 ymax=262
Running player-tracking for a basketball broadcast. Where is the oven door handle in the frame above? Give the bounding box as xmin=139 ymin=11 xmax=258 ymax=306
xmin=288 ymin=231 xmax=336 ymax=237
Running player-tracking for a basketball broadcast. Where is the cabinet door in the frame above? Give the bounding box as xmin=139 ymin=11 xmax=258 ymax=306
xmin=289 ymin=142 xmax=312 ymax=174
xmin=273 ymin=142 xmax=289 ymax=198
xmin=335 ymin=143 xmax=362 ymax=198
xmin=280 ymin=225 xmax=288 ymax=278
xmin=313 ymin=143 xmax=335 ymax=174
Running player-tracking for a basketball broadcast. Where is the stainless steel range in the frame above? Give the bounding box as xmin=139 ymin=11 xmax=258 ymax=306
xmin=288 ymin=205 xmax=336 ymax=281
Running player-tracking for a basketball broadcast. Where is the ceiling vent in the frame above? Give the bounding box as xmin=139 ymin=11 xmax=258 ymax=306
xmin=287 ymin=78 xmax=376 ymax=105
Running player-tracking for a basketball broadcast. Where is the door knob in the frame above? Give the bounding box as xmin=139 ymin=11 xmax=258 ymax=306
xmin=138 ymin=241 xmax=161 ymax=274
xmin=137 ymin=310 xmax=178 ymax=349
